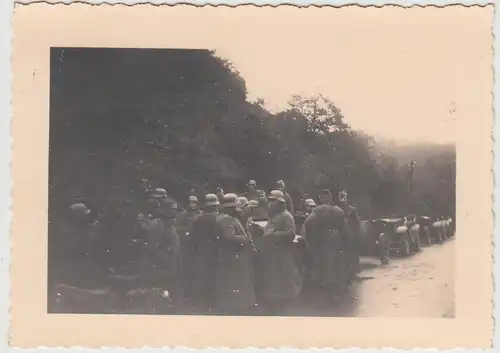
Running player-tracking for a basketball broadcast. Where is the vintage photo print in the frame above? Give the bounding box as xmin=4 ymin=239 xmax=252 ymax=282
xmin=10 ymin=3 xmax=494 ymax=349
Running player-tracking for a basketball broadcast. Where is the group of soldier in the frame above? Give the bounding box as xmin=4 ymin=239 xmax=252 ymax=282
xmin=51 ymin=179 xmax=363 ymax=315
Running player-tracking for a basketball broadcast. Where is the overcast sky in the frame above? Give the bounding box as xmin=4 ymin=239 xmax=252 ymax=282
xmin=211 ymin=6 xmax=492 ymax=145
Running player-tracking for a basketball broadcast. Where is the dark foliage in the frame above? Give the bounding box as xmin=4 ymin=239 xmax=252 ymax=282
xmin=49 ymin=48 xmax=455 ymax=225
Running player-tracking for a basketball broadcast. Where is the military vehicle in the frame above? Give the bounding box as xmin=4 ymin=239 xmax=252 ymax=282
xmin=375 ymin=217 xmax=419 ymax=257
xmin=431 ymin=219 xmax=445 ymax=243
xmin=406 ymin=214 xmax=422 ymax=253
xmin=358 ymin=219 xmax=391 ymax=264
xmin=418 ymin=216 xmax=433 ymax=245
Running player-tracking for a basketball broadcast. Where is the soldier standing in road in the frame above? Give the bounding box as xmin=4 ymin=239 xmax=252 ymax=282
xmin=135 ymin=195 xmax=182 ymax=313
xmin=253 ymin=190 xmax=302 ymax=315
xmin=244 ymin=180 xmax=263 ymax=202
xmin=176 ymin=195 xmax=203 ymax=305
xmin=190 ymin=193 xmax=220 ymax=312
xmin=52 ymin=202 xmax=106 ymax=290
xmin=304 ymin=198 xmax=316 ymax=216
xmin=304 ymin=189 xmax=349 ymax=302
xmin=236 ymin=196 xmax=250 ymax=227
xmin=150 ymin=188 xmax=183 ymax=304
xmin=236 ymin=197 xmax=263 ymax=237
xmin=337 ymin=190 xmax=362 ymax=275
xmin=214 ymin=193 xmax=257 ymax=315
xmin=299 ymin=198 xmax=317 ymax=236
xmin=277 ymin=180 xmax=294 ymax=213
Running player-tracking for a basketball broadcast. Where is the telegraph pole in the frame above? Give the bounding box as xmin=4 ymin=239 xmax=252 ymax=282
xmin=408 ymin=160 xmax=416 ymax=196
xmin=405 ymin=160 xmax=416 ymax=216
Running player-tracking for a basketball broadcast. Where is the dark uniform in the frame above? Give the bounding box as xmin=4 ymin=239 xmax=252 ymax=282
xmin=136 ymin=212 xmax=183 ymax=313
xmin=191 ymin=195 xmax=219 ymax=310
xmin=52 ymin=204 xmax=107 ymax=290
xmin=340 ymin=204 xmax=362 ymax=275
xmin=255 ymin=205 xmax=302 ymax=314
xmin=213 ymin=194 xmax=257 ymax=314
xmin=303 ymin=203 xmax=349 ymax=296
xmin=176 ymin=204 xmax=203 ymax=303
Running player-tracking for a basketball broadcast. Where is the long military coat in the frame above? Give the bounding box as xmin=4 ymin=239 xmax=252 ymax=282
xmin=136 ymin=215 xmax=183 ymax=303
xmin=214 ymin=213 xmax=257 ymax=312
xmin=51 ymin=217 xmax=106 ymax=290
xmin=303 ymin=204 xmax=349 ymax=287
xmin=175 ymin=209 xmax=203 ymax=298
xmin=191 ymin=211 xmax=219 ymax=307
xmin=340 ymin=204 xmax=361 ymax=273
xmin=253 ymin=210 xmax=302 ymax=302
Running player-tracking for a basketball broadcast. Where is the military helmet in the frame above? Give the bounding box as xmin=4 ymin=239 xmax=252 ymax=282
xmin=151 ymin=188 xmax=168 ymax=199
xmin=247 ymin=180 xmax=257 ymax=187
xmin=69 ymin=202 xmax=91 ymax=215
xmin=236 ymin=196 xmax=249 ymax=209
xmin=205 ymin=193 xmax=219 ymax=207
xmin=222 ymin=193 xmax=238 ymax=207
xmin=268 ymin=190 xmax=286 ymax=203
xmin=247 ymin=200 xmax=259 ymax=208
xmin=304 ymin=198 xmax=317 ymax=207
xmin=188 ymin=195 xmax=199 ymax=203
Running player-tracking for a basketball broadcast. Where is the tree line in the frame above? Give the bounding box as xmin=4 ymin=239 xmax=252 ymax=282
xmin=49 ymin=48 xmax=456 ymax=226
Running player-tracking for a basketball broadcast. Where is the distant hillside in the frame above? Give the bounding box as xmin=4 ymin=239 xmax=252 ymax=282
xmin=369 ymin=139 xmax=456 ymax=219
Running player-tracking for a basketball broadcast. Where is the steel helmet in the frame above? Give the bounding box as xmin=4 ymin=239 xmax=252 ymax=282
xmin=247 ymin=180 xmax=257 ymax=187
xmin=151 ymin=188 xmax=168 ymax=199
xmin=247 ymin=200 xmax=259 ymax=208
xmin=236 ymin=196 xmax=249 ymax=209
xmin=205 ymin=193 xmax=219 ymax=207
xmin=69 ymin=202 xmax=91 ymax=215
xmin=304 ymin=198 xmax=316 ymax=207
xmin=188 ymin=195 xmax=199 ymax=203
xmin=222 ymin=193 xmax=239 ymax=207
xmin=268 ymin=190 xmax=286 ymax=203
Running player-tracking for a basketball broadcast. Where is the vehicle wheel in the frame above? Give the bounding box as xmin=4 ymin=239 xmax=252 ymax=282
xmin=437 ymin=230 xmax=443 ymax=243
xmin=424 ymin=227 xmax=432 ymax=246
xmin=400 ymin=235 xmax=411 ymax=257
xmin=413 ymin=231 xmax=421 ymax=252
xmin=378 ymin=234 xmax=390 ymax=264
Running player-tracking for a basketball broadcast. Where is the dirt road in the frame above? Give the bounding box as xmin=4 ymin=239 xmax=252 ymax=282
xmin=50 ymin=238 xmax=455 ymax=317
xmin=285 ymin=238 xmax=455 ymax=317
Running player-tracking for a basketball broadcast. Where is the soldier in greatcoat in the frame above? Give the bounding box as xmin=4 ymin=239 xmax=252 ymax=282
xmin=53 ymin=202 xmax=107 ymax=290
xmin=253 ymin=190 xmax=302 ymax=315
xmin=135 ymin=194 xmax=183 ymax=313
xmin=152 ymin=188 xmax=183 ymax=302
xmin=244 ymin=180 xmax=264 ymax=202
xmin=214 ymin=193 xmax=257 ymax=315
xmin=303 ymin=189 xmax=349 ymax=301
xmin=176 ymin=195 xmax=203 ymax=304
xmin=191 ymin=193 xmax=220 ymax=311
xmin=337 ymin=190 xmax=362 ymax=275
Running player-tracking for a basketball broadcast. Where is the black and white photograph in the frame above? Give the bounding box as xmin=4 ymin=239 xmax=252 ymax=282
xmin=9 ymin=3 xmax=495 ymax=349
xmin=48 ymin=46 xmax=456 ymax=318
